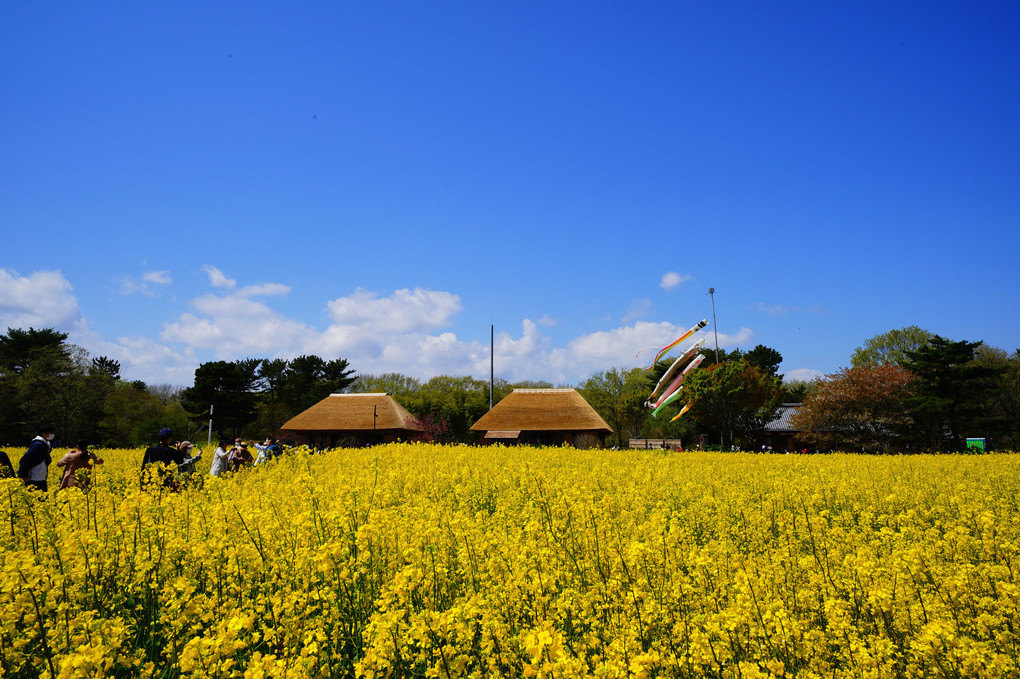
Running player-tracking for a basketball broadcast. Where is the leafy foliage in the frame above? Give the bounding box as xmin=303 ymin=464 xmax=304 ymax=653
xmin=790 ymin=364 xmax=915 ymax=452
xmin=904 ymin=335 xmax=1005 ymax=451
xmin=0 ymin=329 xmax=119 ymax=444
xmin=180 ymin=361 xmax=259 ymax=438
xmin=851 ymin=325 xmax=933 ymax=368
xmin=684 ymin=361 xmax=783 ymax=449
xmin=577 ymin=367 xmax=651 ymax=448
xmin=973 ymin=346 xmax=1020 ymax=449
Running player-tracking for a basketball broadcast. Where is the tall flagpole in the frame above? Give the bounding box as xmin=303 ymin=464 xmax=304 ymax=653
xmin=708 ymin=287 xmax=720 ymax=363
xmin=489 ymin=324 xmax=494 ymax=410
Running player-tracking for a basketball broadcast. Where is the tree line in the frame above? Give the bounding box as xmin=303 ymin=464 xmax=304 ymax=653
xmin=2 ymin=325 xmax=1016 ymax=451
xmin=791 ymin=327 xmax=1020 ymax=452
xmin=577 ymin=343 xmax=799 ymax=449
xmin=0 ymin=328 xmax=188 ymax=447
xmin=0 ymin=328 xmax=364 ymax=447
xmin=579 ymin=328 xmax=1019 ymax=452
xmin=0 ymin=327 xmax=557 ymax=446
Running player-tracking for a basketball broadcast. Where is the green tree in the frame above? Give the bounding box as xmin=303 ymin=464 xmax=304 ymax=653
xmin=790 ymin=365 xmax=915 ymax=452
xmin=973 ymin=346 xmax=1020 ymax=449
xmin=904 ymin=336 xmax=1004 ymax=451
xmin=683 ymin=361 xmax=783 ymax=449
xmin=744 ymin=345 xmax=783 ymax=377
xmin=698 ymin=346 xmax=745 ymax=365
xmin=0 ymin=327 xmax=73 ymax=442
xmin=780 ymin=379 xmax=812 ymax=403
xmin=511 ymin=379 xmax=555 ymax=390
xmin=578 ymin=367 xmax=651 ymax=448
xmin=97 ymin=382 xmax=170 ymax=447
xmin=181 ymin=361 xmax=259 ymax=438
xmin=852 ymin=326 xmax=933 ymax=368
xmin=253 ymin=358 xmax=290 ymax=434
xmin=14 ymin=344 xmax=115 ymax=443
xmin=0 ymin=327 xmax=69 ymax=374
xmin=281 ymin=355 xmax=356 ymax=414
xmin=350 ymin=372 xmax=423 ymax=398
xmin=148 ymin=384 xmax=185 ymax=405
xmin=696 ymin=344 xmax=783 ymax=373
xmin=91 ymin=356 xmax=121 ymax=380
xmin=135 ymin=401 xmax=196 ymax=447
xmin=407 ymin=375 xmax=490 ymax=443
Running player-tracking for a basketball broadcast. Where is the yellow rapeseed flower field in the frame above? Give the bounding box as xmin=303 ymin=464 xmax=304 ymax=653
xmin=1 ymin=444 xmax=1018 ymax=678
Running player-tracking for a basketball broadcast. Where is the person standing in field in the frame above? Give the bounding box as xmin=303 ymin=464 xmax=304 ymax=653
xmin=229 ymin=442 xmax=253 ymax=471
xmin=18 ymin=423 xmax=56 ymax=492
xmin=209 ymin=439 xmax=231 ymax=477
xmin=253 ymin=436 xmax=281 ymax=465
xmin=57 ymin=439 xmax=104 ymax=490
xmin=176 ymin=440 xmax=202 ymax=478
xmin=140 ymin=428 xmax=186 ymax=487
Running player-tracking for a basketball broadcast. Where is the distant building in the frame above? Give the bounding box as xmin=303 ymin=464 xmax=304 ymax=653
xmin=762 ymin=403 xmax=804 ymax=451
xmin=629 ymin=439 xmax=684 ymax=450
xmin=470 ymin=388 xmax=613 ymax=447
xmin=279 ymin=393 xmax=423 ymax=447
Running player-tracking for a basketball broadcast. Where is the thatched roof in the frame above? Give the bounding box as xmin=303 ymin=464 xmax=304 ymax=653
xmin=280 ymin=393 xmax=423 ymax=432
xmin=470 ymin=389 xmax=612 ymax=433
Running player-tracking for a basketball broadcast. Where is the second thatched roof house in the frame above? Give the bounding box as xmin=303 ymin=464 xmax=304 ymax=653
xmin=470 ymin=388 xmax=612 ymax=447
xmin=279 ymin=393 xmax=423 ymax=447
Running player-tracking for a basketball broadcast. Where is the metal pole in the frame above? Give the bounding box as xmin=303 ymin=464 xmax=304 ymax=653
xmin=207 ymin=405 xmax=213 ymax=445
xmin=708 ymin=287 xmax=720 ymax=363
xmin=708 ymin=287 xmax=722 ymax=450
xmin=490 ymin=324 xmax=494 ymax=410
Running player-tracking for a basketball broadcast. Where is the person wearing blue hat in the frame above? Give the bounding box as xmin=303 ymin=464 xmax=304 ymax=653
xmin=140 ymin=427 xmax=187 ymax=488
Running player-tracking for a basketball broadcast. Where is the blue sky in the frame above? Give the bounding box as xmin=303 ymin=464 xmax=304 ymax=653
xmin=2 ymin=2 xmax=1018 ymax=387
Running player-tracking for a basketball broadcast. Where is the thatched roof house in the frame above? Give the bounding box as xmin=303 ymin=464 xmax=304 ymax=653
xmin=470 ymin=388 xmax=612 ymax=447
xmin=279 ymin=393 xmax=423 ymax=447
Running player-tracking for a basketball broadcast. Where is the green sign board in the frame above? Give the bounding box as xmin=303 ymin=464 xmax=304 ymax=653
xmin=966 ymin=438 xmax=986 ymax=451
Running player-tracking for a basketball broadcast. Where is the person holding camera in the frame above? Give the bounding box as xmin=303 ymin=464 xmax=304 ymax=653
xmin=57 ymin=439 xmax=104 ymax=489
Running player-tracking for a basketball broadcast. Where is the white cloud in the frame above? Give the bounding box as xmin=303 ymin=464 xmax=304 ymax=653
xmin=326 ymin=288 xmax=461 ymax=333
xmin=163 ymin=286 xmax=311 ymax=359
xmin=784 ymin=368 xmax=824 ymax=382
xmin=239 ymin=283 xmax=290 ymax=297
xmin=660 ymin=271 xmax=691 ymax=290
xmin=716 ymin=327 xmax=754 ymax=347
xmin=0 ymin=266 xmax=766 ymax=388
xmin=621 ymin=298 xmax=653 ymax=323
xmin=143 ymin=270 xmax=172 ymax=285
xmin=113 ymin=336 xmax=198 ymax=385
xmin=120 ymin=269 xmax=173 ymax=296
xmin=755 ymin=302 xmax=791 ymax=316
xmin=203 ymin=265 xmax=236 ymax=289
xmin=0 ymin=269 xmax=83 ymax=331
xmin=0 ymin=269 xmax=192 ymax=385
xmin=32 ymin=263 xmax=761 ymax=387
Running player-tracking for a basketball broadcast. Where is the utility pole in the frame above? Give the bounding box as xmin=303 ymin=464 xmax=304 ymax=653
xmin=708 ymin=287 xmax=723 ymax=449
xmin=207 ymin=405 xmax=213 ymax=446
xmin=490 ymin=324 xmax=494 ymax=410
xmin=708 ymin=287 xmax=720 ymax=363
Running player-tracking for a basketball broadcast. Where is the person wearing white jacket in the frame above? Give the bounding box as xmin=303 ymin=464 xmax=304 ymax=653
xmin=209 ymin=439 xmax=231 ymax=477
